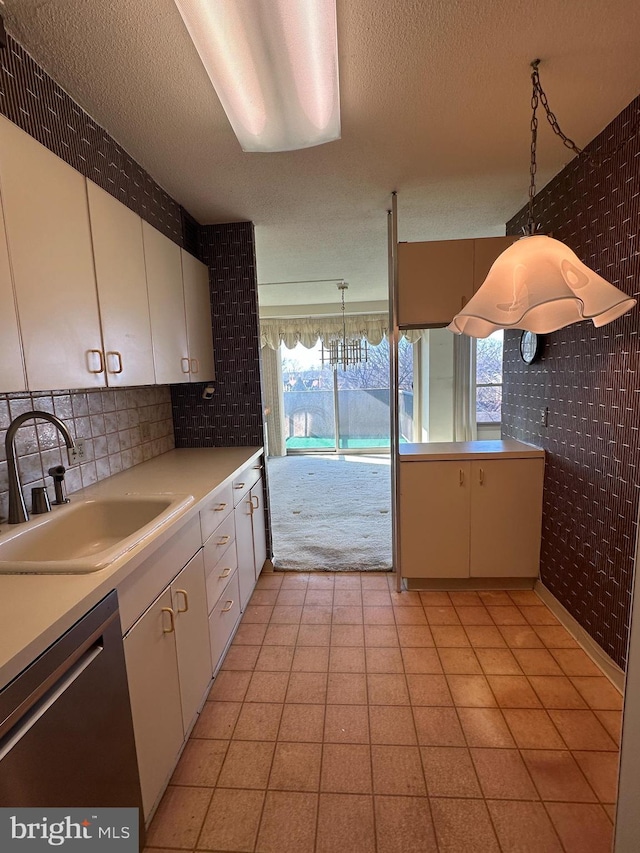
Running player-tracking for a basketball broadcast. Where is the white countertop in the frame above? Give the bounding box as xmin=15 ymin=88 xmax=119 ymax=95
xmin=399 ymin=439 xmax=544 ymax=461
xmin=0 ymin=446 xmax=262 ymax=688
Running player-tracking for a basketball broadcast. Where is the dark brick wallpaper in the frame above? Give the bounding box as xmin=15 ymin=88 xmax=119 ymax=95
xmin=503 ymin=94 xmax=640 ymax=669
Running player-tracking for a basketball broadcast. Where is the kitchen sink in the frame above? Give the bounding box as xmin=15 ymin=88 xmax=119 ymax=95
xmin=0 ymin=494 xmax=194 ymax=573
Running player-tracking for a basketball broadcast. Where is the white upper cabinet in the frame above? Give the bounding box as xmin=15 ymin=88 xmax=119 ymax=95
xmin=87 ymin=181 xmax=155 ymax=387
xmin=181 ymin=249 xmax=215 ymax=383
xmin=143 ymin=221 xmax=190 ymax=384
xmin=0 ymin=114 xmax=105 ymax=391
xmin=0 ymin=193 xmax=26 ymax=393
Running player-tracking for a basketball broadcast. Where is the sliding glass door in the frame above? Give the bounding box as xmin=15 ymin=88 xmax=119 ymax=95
xmin=281 ymin=338 xmax=413 ymax=453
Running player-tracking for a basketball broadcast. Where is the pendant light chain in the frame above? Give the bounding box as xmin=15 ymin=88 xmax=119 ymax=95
xmin=527 ymin=59 xmax=586 ymax=235
xmin=527 ymin=62 xmax=540 ymax=235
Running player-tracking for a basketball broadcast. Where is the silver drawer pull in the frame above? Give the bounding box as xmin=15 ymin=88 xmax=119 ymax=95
xmin=221 ymin=600 xmax=234 ymax=613
xmin=234 ymin=482 xmax=245 ymax=489
xmin=217 ymin=535 xmax=231 ymax=545
xmin=213 ymin=503 xmax=227 ymax=512
xmin=253 ymin=465 xmax=262 ymax=470
xmin=219 ymin=567 xmax=232 ymax=579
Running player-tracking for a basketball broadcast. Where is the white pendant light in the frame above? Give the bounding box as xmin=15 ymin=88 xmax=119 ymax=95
xmin=448 ymin=234 xmax=637 ymax=337
xmin=174 ymin=0 xmax=341 ymax=153
xmin=449 ymin=61 xmax=636 ymax=338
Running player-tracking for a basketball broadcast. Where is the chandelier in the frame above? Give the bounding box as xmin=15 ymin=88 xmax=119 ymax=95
xmin=321 ymin=283 xmax=368 ymax=369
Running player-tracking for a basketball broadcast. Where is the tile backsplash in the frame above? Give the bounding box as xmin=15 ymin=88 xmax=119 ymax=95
xmin=0 ymin=386 xmax=175 ymax=522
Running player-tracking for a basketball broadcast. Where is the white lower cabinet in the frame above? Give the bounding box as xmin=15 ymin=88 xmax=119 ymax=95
xmin=121 ymin=452 xmax=266 ymax=821
xmin=399 ymin=449 xmax=544 ymax=580
xmin=235 ymin=478 xmax=267 ymax=610
xmin=122 ymin=546 xmax=212 ymax=820
xmin=123 ymin=588 xmax=184 ymax=819
xmin=171 ymin=552 xmax=212 ymax=734
xmin=209 ymin=572 xmax=242 ymax=669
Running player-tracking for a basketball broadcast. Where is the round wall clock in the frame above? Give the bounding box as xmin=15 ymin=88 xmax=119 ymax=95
xmin=519 ymin=331 xmax=543 ymax=364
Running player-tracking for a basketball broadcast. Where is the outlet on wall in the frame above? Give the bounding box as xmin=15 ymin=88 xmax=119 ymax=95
xmin=68 ymin=437 xmax=86 ymax=464
xmin=540 ymin=407 xmax=549 ymax=428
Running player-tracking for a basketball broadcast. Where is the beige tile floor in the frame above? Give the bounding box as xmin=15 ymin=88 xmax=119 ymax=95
xmin=144 ymin=573 xmax=622 ymax=853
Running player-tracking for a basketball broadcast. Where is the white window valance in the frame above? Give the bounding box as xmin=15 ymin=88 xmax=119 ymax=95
xmin=260 ymin=314 xmax=421 ymax=350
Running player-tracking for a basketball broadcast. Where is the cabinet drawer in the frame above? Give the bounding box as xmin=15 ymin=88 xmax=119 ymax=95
xmin=232 ymin=459 xmax=263 ymax=506
xmin=118 ymin=515 xmax=201 ymax=633
xmin=205 ymin=542 xmax=239 ymax=614
xmin=200 ymin=481 xmax=234 ymax=543
xmin=202 ymin=514 xmax=235 ymax=569
xmin=209 ymin=573 xmax=241 ymax=672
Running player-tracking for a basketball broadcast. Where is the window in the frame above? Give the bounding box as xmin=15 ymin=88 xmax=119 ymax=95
xmin=475 ymin=330 xmax=503 ymax=424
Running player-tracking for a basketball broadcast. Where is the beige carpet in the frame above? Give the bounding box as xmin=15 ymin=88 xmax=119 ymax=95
xmin=267 ymin=454 xmax=392 ymax=571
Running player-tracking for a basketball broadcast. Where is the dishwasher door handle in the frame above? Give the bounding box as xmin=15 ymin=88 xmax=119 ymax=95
xmin=0 ymin=643 xmax=103 ymax=761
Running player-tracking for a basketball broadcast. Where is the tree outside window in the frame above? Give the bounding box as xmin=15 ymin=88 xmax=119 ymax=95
xmin=476 ymin=330 xmax=503 ymax=423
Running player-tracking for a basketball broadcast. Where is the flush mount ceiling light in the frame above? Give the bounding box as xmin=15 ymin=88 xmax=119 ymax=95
xmin=449 ymin=60 xmax=636 ymax=338
xmin=173 ymin=0 xmax=341 ymax=152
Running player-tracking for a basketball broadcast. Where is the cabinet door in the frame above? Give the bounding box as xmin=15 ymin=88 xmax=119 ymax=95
xmin=397 ymin=240 xmax=474 ymax=327
xmin=473 ymin=236 xmax=519 ymax=292
xmin=0 ymin=193 xmax=26 ymax=392
xmin=235 ymin=494 xmax=257 ymax=608
xmin=123 ymin=588 xmax=183 ymax=819
xmin=181 ymin=249 xmax=215 ymax=383
xmin=87 ymin=181 xmax=155 ymax=386
xmin=171 ymin=551 xmax=213 ymax=734
xmin=469 ymin=459 xmax=544 ymax=577
xmin=250 ymin=480 xmax=267 ymax=581
xmin=209 ymin=571 xmax=241 ymax=672
xmin=399 ymin=461 xmax=471 ymax=578
xmin=143 ymin=221 xmax=189 ymax=384
xmin=0 ymin=115 xmax=104 ymax=391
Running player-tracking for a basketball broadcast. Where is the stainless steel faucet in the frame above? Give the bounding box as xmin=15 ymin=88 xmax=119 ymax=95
xmin=5 ymin=410 xmax=75 ymax=525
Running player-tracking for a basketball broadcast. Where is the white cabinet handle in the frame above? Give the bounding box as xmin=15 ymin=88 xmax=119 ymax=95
xmin=221 ymin=600 xmax=234 ymax=613
xmin=161 ymin=607 xmax=175 ymax=633
xmin=181 ymin=357 xmax=191 ymax=374
xmin=213 ymin=503 xmax=227 ymax=512
xmin=253 ymin=465 xmax=262 ymax=470
xmin=87 ymin=349 xmax=105 ymax=374
xmin=251 ymin=494 xmax=260 ymax=509
xmin=106 ymin=350 xmax=123 ymax=374
xmin=234 ymin=482 xmax=245 ymax=490
xmin=459 ymin=468 xmax=464 ymax=486
xmin=219 ymin=567 xmax=232 ymax=579
xmin=175 ymin=589 xmax=189 ymax=613
xmin=217 ymin=534 xmax=231 ymax=545
xmin=479 ymin=468 xmax=485 ymax=485
xmin=190 ymin=357 xmax=199 ymax=374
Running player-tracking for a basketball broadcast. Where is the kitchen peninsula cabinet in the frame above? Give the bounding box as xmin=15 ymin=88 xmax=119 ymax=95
xmin=397 ymin=235 xmax=518 ymax=327
xmin=399 ymin=440 xmax=544 ymax=583
xmin=0 ymin=194 xmax=25 ymax=392
xmin=0 ymin=114 xmax=104 ymax=391
xmin=87 ymin=180 xmax=156 ymax=386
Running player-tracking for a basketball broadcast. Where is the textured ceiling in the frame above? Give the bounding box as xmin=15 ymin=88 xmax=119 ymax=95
xmin=3 ymin=0 xmax=640 ymax=306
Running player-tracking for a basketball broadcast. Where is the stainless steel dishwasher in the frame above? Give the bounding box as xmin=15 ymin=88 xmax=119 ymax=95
xmin=0 ymin=590 xmax=144 ymax=846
